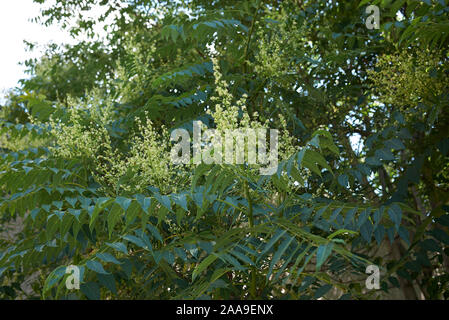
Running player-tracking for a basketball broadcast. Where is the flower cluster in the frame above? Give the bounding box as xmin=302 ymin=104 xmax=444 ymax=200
xmin=208 ymin=58 xmax=297 ymax=167
xmin=47 ymin=91 xmax=113 ymax=160
xmin=44 ymin=90 xmax=189 ymax=195
xmin=253 ymin=14 xmax=306 ymax=82
xmin=95 ymin=114 xmax=186 ymax=194
xmin=368 ymin=49 xmax=448 ymax=107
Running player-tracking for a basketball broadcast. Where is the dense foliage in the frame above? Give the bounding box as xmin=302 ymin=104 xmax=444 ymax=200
xmin=1 ymin=0 xmax=449 ymax=300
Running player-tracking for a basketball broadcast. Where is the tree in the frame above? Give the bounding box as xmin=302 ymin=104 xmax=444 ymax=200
xmin=0 ymin=0 xmax=448 ymax=300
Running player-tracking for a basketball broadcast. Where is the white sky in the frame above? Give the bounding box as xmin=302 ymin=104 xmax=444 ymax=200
xmin=0 ymin=0 xmax=111 ymax=104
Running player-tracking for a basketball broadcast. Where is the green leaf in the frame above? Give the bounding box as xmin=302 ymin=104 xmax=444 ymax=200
xmin=68 ymin=208 xmax=82 ymax=221
xmin=260 ymin=229 xmax=288 ymax=259
xmin=313 ymin=284 xmax=333 ymax=299
xmin=43 ymin=266 xmax=66 ymax=293
xmin=147 ymin=224 xmax=163 ymax=243
xmin=436 ymin=214 xmax=449 ymax=228
xmin=419 ymin=239 xmax=441 ymax=252
xmin=106 ymin=242 xmax=128 ymax=255
xmin=230 ymin=250 xmax=255 ymax=266
xmin=86 ymin=260 xmax=109 ymax=274
xmin=30 ymin=208 xmax=41 ymax=220
xmin=388 ymin=204 xmax=402 ymax=230
xmin=97 ymin=273 xmax=117 ymax=295
xmin=267 ymin=235 xmax=294 ymax=279
xmin=136 ymin=194 xmax=151 ymax=213
xmin=66 ymin=197 xmax=78 ymax=207
xmin=316 ymin=242 xmax=334 ymax=271
xmin=327 ymin=229 xmax=357 ymax=240
xmin=115 ymin=197 xmax=132 ymax=211
xmin=193 ymin=254 xmax=218 ymax=281
xmin=154 ymin=194 xmax=172 ymax=212
xmin=172 ymin=193 xmax=188 ymax=211
xmin=90 ymin=197 xmax=113 ymax=229
xmin=429 ymin=228 xmax=449 ymax=245
xmin=122 ymin=235 xmax=151 ymax=251
xmin=375 ymin=148 xmax=395 ymax=161
xmin=96 ymin=252 xmax=122 ymax=265
xmin=374 ymin=225 xmax=385 ymax=245
xmin=338 ymin=174 xmax=349 ymax=188
xmin=125 ymin=201 xmax=141 ymax=227
xmin=360 ymin=221 xmax=373 ymax=242
xmin=344 ymin=208 xmax=358 ymax=227
xmin=384 ymin=138 xmax=405 ymax=150
xmin=107 ymin=203 xmax=123 ymax=237
xmin=81 ymin=282 xmax=100 ymax=300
